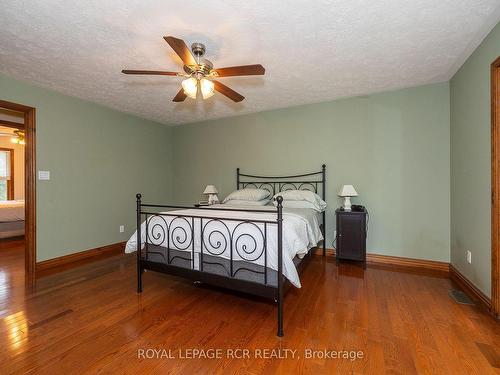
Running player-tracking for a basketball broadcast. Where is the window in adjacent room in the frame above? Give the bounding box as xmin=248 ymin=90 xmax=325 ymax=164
xmin=0 ymin=148 xmax=14 ymax=201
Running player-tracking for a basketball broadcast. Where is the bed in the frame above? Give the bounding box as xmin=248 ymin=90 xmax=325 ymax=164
xmin=0 ymin=199 xmax=25 ymax=239
xmin=127 ymin=165 xmax=326 ymax=336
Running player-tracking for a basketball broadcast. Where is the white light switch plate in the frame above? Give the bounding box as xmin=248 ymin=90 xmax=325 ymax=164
xmin=38 ymin=171 xmax=50 ymax=180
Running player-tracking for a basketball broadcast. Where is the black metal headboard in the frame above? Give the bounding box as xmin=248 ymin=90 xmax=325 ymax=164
xmin=236 ymin=164 xmax=326 ymax=201
xmin=236 ymin=164 xmax=327 ymax=255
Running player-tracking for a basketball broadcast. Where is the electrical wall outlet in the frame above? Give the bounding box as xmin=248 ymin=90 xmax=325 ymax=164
xmin=119 ymin=225 xmax=125 ymax=233
xmin=466 ymin=250 xmax=472 ymax=264
xmin=38 ymin=171 xmax=50 ymax=180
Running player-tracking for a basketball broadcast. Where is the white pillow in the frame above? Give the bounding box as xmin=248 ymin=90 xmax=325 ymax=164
xmin=223 ymin=188 xmax=270 ymax=203
xmin=272 ymin=200 xmax=324 ymax=211
xmin=273 ymin=190 xmax=327 ymax=212
xmin=223 ymin=199 xmax=271 ymax=206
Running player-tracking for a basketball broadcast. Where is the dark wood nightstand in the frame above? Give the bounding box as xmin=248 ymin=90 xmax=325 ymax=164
xmin=335 ymin=208 xmax=367 ymax=268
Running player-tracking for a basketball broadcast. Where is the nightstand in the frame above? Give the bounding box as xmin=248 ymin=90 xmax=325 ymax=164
xmin=335 ymin=208 xmax=367 ymax=268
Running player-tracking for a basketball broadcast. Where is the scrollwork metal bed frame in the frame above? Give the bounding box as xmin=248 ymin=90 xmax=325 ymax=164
xmin=136 ymin=164 xmax=326 ymax=337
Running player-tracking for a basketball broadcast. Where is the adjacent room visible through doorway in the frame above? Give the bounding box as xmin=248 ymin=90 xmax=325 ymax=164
xmin=0 ymin=107 xmax=26 ymax=302
xmin=0 ymin=100 xmax=36 ymax=293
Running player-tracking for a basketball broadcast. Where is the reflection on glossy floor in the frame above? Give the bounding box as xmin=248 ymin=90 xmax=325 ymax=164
xmin=0 ymin=241 xmax=499 ymax=374
xmin=0 ymin=238 xmax=24 ymax=316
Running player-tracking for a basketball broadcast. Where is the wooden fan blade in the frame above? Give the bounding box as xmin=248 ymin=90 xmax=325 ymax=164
xmin=122 ymin=70 xmax=178 ymax=76
xmin=213 ymin=81 xmax=244 ymax=102
xmin=173 ymin=88 xmax=187 ymax=102
xmin=163 ymin=36 xmax=197 ymax=66
xmin=213 ymin=64 xmax=265 ymax=77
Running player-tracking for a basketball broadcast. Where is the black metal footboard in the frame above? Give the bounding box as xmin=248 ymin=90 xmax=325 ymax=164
xmin=135 ymin=164 xmax=326 ymax=337
xmin=135 ymin=194 xmax=286 ymax=336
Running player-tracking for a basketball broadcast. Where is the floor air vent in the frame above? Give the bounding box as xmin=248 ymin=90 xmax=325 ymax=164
xmin=449 ymin=289 xmax=474 ymax=305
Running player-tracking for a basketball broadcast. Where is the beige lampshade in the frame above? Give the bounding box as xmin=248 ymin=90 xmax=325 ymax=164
xmin=203 ymin=185 xmax=218 ymax=195
xmin=338 ymin=185 xmax=358 ymax=197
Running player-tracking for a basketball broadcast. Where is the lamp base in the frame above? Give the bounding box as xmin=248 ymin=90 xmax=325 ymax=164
xmin=343 ymin=196 xmax=352 ymax=211
xmin=208 ymin=194 xmax=219 ymax=205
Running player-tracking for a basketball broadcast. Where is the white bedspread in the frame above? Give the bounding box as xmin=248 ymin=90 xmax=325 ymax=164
xmin=0 ymin=200 xmax=25 ymax=222
xmin=125 ymin=204 xmax=323 ymax=288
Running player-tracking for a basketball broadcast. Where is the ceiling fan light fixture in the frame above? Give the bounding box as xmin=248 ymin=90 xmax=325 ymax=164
xmin=200 ymin=78 xmax=215 ymax=99
xmin=11 ymin=130 xmax=25 ymax=145
xmin=182 ymin=77 xmax=198 ymax=99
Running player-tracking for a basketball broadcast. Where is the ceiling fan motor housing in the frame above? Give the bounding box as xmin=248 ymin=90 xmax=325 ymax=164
xmin=182 ymin=43 xmax=214 ymax=76
xmin=191 ymin=42 xmax=206 ymax=57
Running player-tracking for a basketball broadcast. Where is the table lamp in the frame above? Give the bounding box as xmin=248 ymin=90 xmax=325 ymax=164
xmin=203 ymin=185 xmax=219 ymax=205
xmin=338 ymin=185 xmax=358 ymax=211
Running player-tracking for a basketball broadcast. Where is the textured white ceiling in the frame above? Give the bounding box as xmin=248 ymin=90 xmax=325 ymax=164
xmin=1 ymin=1 xmax=499 ymax=126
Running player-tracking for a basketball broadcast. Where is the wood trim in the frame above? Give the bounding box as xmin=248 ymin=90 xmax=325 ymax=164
xmin=36 ymin=242 xmax=126 ymax=276
xmin=0 ymin=119 xmax=25 ymax=130
xmin=313 ymin=247 xmax=335 ymax=257
xmin=8 ymin=148 xmax=13 ymax=200
xmin=491 ymin=56 xmax=500 ymax=318
xmin=0 ymin=99 xmax=35 ymax=113
xmin=366 ymin=253 xmax=449 ymax=273
xmin=0 ymin=99 xmax=36 ymax=287
xmin=313 ymin=247 xmax=449 ymax=275
xmin=0 ymin=147 xmax=15 ymax=200
xmin=25 ymin=106 xmax=36 ymax=287
xmin=450 ymin=264 xmax=492 ymax=312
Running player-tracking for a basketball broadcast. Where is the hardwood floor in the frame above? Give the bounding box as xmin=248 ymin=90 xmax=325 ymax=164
xmin=1 ymin=240 xmax=499 ymax=374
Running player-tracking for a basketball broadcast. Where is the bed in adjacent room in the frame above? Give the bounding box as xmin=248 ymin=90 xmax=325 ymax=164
xmin=0 ymin=199 xmax=24 ymax=238
xmin=126 ymin=165 xmax=327 ymax=337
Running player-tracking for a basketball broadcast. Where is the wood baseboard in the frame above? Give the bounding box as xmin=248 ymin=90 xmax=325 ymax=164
xmin=36 ymin=242 xmax=125 ymax=276
xmin=449 ymin=264 xmax=492 ymax=312
xmin=312 ymin=247 xmax=335 ymax=257
xmin=313 ymin=247 xmax=449 ymax=275
xmin=366 ymin=253 xmax=449 ymax=274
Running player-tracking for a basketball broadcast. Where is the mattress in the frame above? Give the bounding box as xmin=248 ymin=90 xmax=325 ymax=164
xmin=0 ymin=200 xmax=25 ymax=222
xmin=126 ymin=204 xmax=323 ymax=288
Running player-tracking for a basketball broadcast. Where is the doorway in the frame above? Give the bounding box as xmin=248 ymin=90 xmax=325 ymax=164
xmin=0 ymin=100 xmax=36 ymax=287
xmin=491 ymin=56 xmax=500 ymax=318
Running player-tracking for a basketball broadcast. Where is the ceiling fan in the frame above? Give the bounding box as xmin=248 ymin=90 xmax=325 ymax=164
xmin=122 ymin=36 xmax=265 ymax=103
xmin=0 ymin=130 xmax=25 ymax=145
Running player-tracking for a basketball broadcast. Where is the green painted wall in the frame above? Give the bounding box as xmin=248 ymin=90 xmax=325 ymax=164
xmin=172 ymin=83 xmax=451 ymax=262
xmin=450 ymin=22 xmax=500 ymax=297
xmin=0 ymin=74 xmax=173 ymax=261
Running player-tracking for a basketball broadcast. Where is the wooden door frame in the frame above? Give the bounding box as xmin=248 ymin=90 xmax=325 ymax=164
xmin=491 ymin=56 xmax=500 ymax=318
xmin=0 ymin=99 xmax=36 ymax=287
xmin=0 ymin=147 xmax=15 ymax=200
